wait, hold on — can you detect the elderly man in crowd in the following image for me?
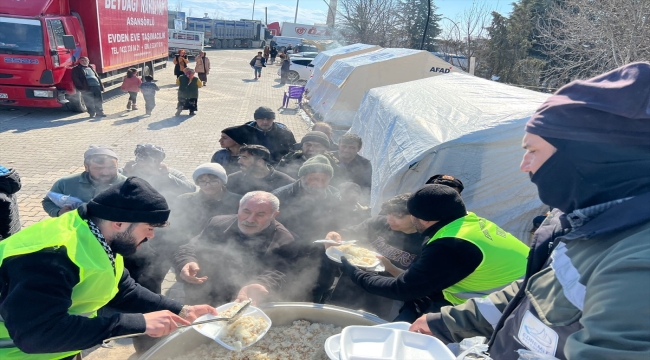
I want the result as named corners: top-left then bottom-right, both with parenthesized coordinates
top-left (42, 145), bottom-right (126, 217)
top-left (333, 133), bottom-right (372, 198)
top-left (339, 185), bottom-right (530, 322)
top-left (410, 62), bottom-right (650, 360)
top-left (174, 191), bottom-right (302, 305)
top-left (227, 145), bottom-right (295, 195)
top-left (121, 144), bottom-right (196, 204)
top-left (273, 155), bottom-right (344, 302)
top-left (245, 107), bottom-right (297, 164)
top-left (276, 131), bottom-right (338, 179)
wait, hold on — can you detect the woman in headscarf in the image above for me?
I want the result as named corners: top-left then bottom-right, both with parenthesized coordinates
top-left (211, 125), bottom-right (252, 174)
top-left (175, 67), bottom-right (202, 116)
top-left (173, 49), bottom-right (189, 78)
top-left (263, 45), bottom-right (270, 64)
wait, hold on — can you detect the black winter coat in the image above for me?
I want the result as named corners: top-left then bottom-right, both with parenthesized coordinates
top-left (244, 121), bottom-right (297, 165)
top-left (0, 169), bottom-right (21, 240)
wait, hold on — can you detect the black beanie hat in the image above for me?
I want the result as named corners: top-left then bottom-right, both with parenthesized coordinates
top-left (254, 106), bottom-right (276, 120)
top-left (407, 184), bottom-right (467, 222)
top-left (301, 131), bottom-right (331, 148)
top-left (222, 125), bottom-right (251, 145)
top-left (87, 177), bottom-right (170, 224)
top-left (425, 174), bottom-right (465, 194)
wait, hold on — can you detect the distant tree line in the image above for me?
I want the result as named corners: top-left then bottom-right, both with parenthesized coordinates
top-left (334, 0), bottom-right (650, 90)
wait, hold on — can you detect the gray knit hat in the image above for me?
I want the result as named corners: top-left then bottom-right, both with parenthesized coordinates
top-left (298, 154), bottom-right (333, 178)
top-left (193, 163), bottom-right (228, 184)
top-left (254, 106), bottom-right (276, 120)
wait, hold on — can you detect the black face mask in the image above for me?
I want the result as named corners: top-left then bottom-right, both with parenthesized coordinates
top-left (530, 139), bottom-right (650, 214)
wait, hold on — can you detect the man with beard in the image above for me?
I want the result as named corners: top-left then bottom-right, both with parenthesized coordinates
top-left (276, 131), bottom-right (339, 179)
top-left (42, 145), bottom-right (127, 217)
top-left (0, 177), bottom-right (216, 359)
top-left (272, 155), bottom-right (344, 302)
top-left (174, 191), bottom-right (301, 305)
top-left (409, 63), bottom-right (650, 360)
top-left (227, 145), bottom-right (295, 195)
top-left (338, 185), bottom-right (529, 322)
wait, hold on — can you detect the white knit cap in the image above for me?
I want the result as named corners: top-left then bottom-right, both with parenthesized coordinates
top-left (193, 163), bottom-right (228, 184)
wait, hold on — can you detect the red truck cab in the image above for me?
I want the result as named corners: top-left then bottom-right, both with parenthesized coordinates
top-left (0, 0), bottom-right (168, 112)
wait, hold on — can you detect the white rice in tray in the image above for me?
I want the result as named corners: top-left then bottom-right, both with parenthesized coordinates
top-left (169, 320), bottom-right (341, 360)
top-left (220, 315), bottom-right (270, 349)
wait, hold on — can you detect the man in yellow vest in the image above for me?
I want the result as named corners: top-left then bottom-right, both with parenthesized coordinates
top-left (339, 184), bottom-right (529, 322)
top-left (0, 177), bottom-right (216, 360)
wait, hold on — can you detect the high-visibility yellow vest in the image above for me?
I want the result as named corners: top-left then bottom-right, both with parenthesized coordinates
top-left (0, 211), bottom-right (124, 360)
top-left (427, 212), bottom-right (529, 305)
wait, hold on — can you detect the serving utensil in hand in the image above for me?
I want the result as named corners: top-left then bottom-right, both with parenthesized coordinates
top-left (101, 300), bottom-right (251, 346)
top-left (313, 239), bottom-right (357, 245)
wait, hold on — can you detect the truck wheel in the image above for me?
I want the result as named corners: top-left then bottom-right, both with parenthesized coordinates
top-left (227, 40), bottom-right (233, 48)
top-left (261, 41), bottom-right (266, 48)
top-left (247, 40), bottom-right (253, 48)
top-left (287, 71), bottom-right (300, 83)
top-left (214, 40), bottom-right (222, 49)
top-left (65, 91), bottom-right (86, 113)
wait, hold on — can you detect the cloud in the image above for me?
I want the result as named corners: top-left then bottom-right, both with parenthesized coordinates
top-left (172, 0), bottom-right (328, 25)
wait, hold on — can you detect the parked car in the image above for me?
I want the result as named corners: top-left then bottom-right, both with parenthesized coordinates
top-left (277, 57), bottom-right (314, 82)
top-left (289, 52), bottom-right (319, 59)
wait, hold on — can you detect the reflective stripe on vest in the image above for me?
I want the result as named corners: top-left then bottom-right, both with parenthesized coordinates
top-left (426, 212), bottom-right (529, 305)
top-left (0, 211), bottom-right (124, 359)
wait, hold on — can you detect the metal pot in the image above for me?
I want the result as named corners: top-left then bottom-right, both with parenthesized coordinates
top-left (139, 302), bottom-right (387, 359)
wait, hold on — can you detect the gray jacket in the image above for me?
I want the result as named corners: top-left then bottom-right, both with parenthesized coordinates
top-left (41, 172), bottom-right (127, 217)
top-left (427, 194), bottom-right (650, 359)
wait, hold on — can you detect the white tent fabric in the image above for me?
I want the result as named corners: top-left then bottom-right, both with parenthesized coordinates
top-left (350, 73), bottom-right (550, 242)
top-left (308, 48), bottom-right (458, 127)
top-left (305, 43), bottom-right (381, 94)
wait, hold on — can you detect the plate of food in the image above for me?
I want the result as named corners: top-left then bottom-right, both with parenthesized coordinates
top-left (326, 243), bottom-right (381, 269)
top-left (193, 301), bottom-right (272, 351)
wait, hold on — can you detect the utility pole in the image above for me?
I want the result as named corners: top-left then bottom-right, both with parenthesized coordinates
top-left (252, 0), bottom-right (256, 20)
top-left (294, 0), bottom-right (299, 23)
top-left (265, 7), bottom-right (268, 25)
top-left (326, 0), bottom-right (337, 26)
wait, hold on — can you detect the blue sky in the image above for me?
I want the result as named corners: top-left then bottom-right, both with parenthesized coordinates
top-left (170, 0), bottom-right (514, 25)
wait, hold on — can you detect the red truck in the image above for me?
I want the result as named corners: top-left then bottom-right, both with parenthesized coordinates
top-left (0, 0), bottom-right (168, 112)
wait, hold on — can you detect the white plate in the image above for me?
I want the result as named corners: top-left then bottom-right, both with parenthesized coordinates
top-left (338, 325), bottom-right (455, 360)
top-left (326, 246), bottom-right (381, 269)
top-left (325, 322), bottom-right (410, 360)
top-left (192, 302), bottom-right (272, 351)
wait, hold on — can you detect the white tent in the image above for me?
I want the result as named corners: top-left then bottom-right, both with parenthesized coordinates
top-left (308, 48), bottom-right (458, 127)
top-left (305, 43), bottom-right (381, 94)
top-left (350, 73), bottom-right (550, 241)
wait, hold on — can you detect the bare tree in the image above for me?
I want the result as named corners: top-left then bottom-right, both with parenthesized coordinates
top-left (437, 0), bottom-right (493, 73)
top-left (337, 0), bottom-right (406, 47)
top-left (538, 0), bottom-right (650, 86)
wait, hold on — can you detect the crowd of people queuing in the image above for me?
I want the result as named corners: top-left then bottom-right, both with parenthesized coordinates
top-left (0, 60), bottom-right (648, 359)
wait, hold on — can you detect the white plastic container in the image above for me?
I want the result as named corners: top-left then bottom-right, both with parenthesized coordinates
top-left (336, 324), bottom-right (455, 360)
top-left (325, 322), bottom-right (411, 360)
top-left (192, 302), bottom-right (272, 351)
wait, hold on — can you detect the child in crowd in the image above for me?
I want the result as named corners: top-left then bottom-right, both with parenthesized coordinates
top-left (139, 75), bottom-right (160, 116)
top-left (120, 68), bottom-right (142, 111)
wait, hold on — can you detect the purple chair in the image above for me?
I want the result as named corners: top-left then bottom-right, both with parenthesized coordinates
top-left (283, 85), bottom-right (305, 108)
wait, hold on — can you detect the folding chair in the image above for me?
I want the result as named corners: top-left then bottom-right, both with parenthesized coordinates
top-left (282, 85), bottom-right (305, 108)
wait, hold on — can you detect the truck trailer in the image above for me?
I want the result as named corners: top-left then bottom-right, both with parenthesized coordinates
top-left (187, 18), bottom-right (271, 49)
top-left (0, 0), bottom-right (168, 112)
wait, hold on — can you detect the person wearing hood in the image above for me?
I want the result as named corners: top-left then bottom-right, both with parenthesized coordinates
top-left (42, 145), bottom-right (127, 218)
top-left (211, 125), bottom-right (252, 174)
top-left (276, 131), bottom-right (339, 179)
top-left (409, 62), bottom-right (650, 360)
top-left (0, 178), bottom-right (216, 359)
top-left (227, 145), bottom-right (295, 195)
top-left (0, 166), bottom-right (21, 240)
top-left (245, 106), bottom-right (297, 164)
top-left (339, 184), bottom-right (529, 323)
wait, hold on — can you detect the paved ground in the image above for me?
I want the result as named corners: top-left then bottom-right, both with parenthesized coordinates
top-left (0, 48), bottom-right (311, 359)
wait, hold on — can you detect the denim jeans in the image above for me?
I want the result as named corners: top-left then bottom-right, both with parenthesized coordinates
top-left (254, 66), bottom-right (262, 77)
